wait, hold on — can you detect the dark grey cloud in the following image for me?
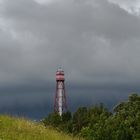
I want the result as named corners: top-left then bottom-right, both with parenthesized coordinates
top-left (0, 0), bottom-right (140, 119)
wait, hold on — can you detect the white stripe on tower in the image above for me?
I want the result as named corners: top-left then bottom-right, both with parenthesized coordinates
top-left (58, 82), bottom-right (63, 116)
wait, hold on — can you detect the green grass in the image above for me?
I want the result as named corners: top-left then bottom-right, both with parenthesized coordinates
top-left (0, 115), bottom-right (81, 140)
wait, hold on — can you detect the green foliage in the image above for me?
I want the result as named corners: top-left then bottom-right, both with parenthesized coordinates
top-left (62, 111), bottom-right (72, 122)
top-left (80, 126), bottom-right (94, 140)
top-left (43, 93), bottom-right (140, 140)
top-left (111, 93), bottom-right (140, 140)
top-left (42, 112), bottom-right (61, 127)
top-left (73, 107), bottom-right (88, 134)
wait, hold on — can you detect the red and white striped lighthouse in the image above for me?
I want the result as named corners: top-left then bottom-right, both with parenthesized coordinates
top-left (54, 68), bottom-right (67, 116)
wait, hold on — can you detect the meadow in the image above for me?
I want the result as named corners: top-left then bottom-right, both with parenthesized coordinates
top-left (0, 115), bottom-right (80, 140)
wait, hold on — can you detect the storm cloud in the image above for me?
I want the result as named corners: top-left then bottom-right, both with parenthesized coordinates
top-left (0, 0), bottom-right (140, 119)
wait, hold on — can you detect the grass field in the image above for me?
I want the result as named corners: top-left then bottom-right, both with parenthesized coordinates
top-left (0, 115), bottom-right (81, 140)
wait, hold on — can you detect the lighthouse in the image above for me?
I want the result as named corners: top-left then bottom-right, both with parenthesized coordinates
top-left (54, 68), bottom-right (67, 116)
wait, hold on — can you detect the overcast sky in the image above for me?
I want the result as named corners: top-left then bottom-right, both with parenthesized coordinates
top-left (0, 0), bottom-right (140, 119)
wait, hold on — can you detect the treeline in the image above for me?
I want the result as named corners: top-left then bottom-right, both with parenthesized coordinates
top-left (42, 93), bottom-right (140, 140)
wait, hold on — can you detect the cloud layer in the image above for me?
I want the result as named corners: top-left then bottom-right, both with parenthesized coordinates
top-left (0, 0), bottom-right (140, 118)
top-left (108, 0), bottom-right (140, 15)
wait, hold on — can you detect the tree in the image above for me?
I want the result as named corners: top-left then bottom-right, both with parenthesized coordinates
top-left (73, 107), bottom-right (88, 134)
top-left (42, 112), bottom-right (61, 127)
top-left (62, 111), bottom-right (72, 122)
top-left (42, 93), bottom-right (140, 140)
